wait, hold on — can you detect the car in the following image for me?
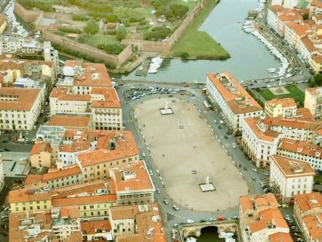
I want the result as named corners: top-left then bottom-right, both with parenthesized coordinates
top-left (224, 135), bottom-right (228, 139)
top-left (172, 205), bottom-right (179, 211)
top-left (156, 188), bottom-right (160, 194)
top-left (218, 125), bottom-right (222, 129)
top-left (163, 199), bottom-right (169, 204)
top-left (252, 168), bottom-right (257, 172)
top-left (149, 170), bottom-right (153, 176)
top-left (281, 204), bottom-right (289, 209)
top-left (142, 152), bottom-right (146, 157)
top-left (243, 167), bottom-right (247, 171)
top-left (186, 219), bottom-right (194, 223)
top-left (173, 223), bottom-right (179, 228)
top-left (209, 218), bottom-right (216, 221)
top-left (200, 219), bottom-right (207, 223)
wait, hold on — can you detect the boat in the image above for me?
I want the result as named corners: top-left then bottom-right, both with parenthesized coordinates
top-left (267, 68), bottom-right (276, 73)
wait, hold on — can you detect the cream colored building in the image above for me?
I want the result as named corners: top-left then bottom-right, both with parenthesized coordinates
top-left (293, 192), bottom-right (322, 241)
top-left (0, 87), bottom-right (42, 130)
top-left (304, 87), bottom-right (322, 119)
top-left (241, 116), bottom-right (282, 167)
top-left (269, 155), bottom-right (315, 203)
top-left (239, 194), bottom-right (291, 242)
top-left (206, 72), bottom-right (263, 134)
top-left (264, 98), bottom-right (297, 118)
top-left (0, 155), bottom-right (5, 194)
top-left (29, 142), bottom-right (52, 168)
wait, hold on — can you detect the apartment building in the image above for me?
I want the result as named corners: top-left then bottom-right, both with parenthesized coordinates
top-left (9, 207), bottom-right (82, 242)
top-left (239, 194), bottom-right (291, 242)
top-left (241, 116), bottom-right (282, 167)
top-left (75, 131), bottom-right (140, 182)
top-left (293, 192), bottom-right (322, 241)
top-left (269, 155), bottom-right (315, 203)
top-left (264, 98), bottom-right (297, 118)
top-left (109, 203), bottom-right (166, 242)
top-left (206, 72), bottom-right (263, 133)
top-left (29, 142), bottom-right (52, 168)
top-left (81, 220), bottom-right (112, 241)
top-left (305, 87), bottom-right (322, 119)
top-left (51, 179), bottom-right (117, 219)
top-left (277, 138), bottom-right (322, 170)
top-left (8, 183), bottom-right (52, 213)
top-left (50, 86), bottom-right (122, 130)
top-left (111, 160), bottom-right (155, 205)
top-left (284, 21), bottom-right (311, 52)
top-left (0, 87), bottom-right (42, 131)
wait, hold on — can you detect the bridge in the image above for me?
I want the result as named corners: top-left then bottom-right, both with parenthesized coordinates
top-left (178, 220), bottom-right (239, 238)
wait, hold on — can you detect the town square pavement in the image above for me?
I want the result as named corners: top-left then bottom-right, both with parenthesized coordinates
top-left (134, 97), bottom-right (248, 212)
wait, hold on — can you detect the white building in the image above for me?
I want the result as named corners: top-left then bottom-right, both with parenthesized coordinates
top-left (0, 87), bottom-right (42, 130)
top-left (206, 72), bottom-right (263, 134)
top-left (269, 155), bottom-right (315, 203)
top-left (241, 116), bottom-right (282, 167)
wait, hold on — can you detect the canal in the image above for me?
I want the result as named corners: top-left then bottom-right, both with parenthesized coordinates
top-left (121, 0), bottom-right (281, 83)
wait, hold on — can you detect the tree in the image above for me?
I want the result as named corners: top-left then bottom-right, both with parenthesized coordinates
top-left (83, 20), bottom-right (99, 35)
top-left (169, 4), bottom-right (189, 18)
top-left (302, 13), bottom-right (309, 20)
top-left (116, 26), bottom-right (127, 41)
top-left (314, 73), bottom-right (322, 86)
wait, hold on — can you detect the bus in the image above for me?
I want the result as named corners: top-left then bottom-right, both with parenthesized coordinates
top-left (203, 101), bottom-right (211, 111)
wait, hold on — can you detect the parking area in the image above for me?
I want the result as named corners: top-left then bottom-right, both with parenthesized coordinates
top-left (135, 97), bottom-right (248, 211)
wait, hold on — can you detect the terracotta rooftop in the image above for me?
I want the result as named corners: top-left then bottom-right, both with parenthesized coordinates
top-left (81, 220), bottom-right (111, 235)
top-left (9, 183), bottom-right (51, 203)
top-left (278, 138), bottom-right (322, 159)
top-left (302, 213), bottom-right (322, 240)
top-left (90, 87), bottom-right (121, 108)
top-left (207, 72), bottom-right (262, 114)
top-left (47, 115), bottom-right (91, 129)
top-left (244, 117), bottom-right (281, 142)
top-left (268, 232), bottom-right (293, 242)
top-left (112, 161), bottom-right (154, 193)
top-left (265, 98), bottom-right (296, 109)
top-left (30, 142), bottom-right (52, 155)
top-left (64, 60), bottom-right (112, 87)
top-left (42, 165), bottom-right (82, 182)
top-left (240, 194), bottom-right (279, 212)
top-left (52, 194), bottom-right (117, 207)
top-left (294, 192), bottom-right (322, 213)
top-left (0, 87), bottom-right (40, 111)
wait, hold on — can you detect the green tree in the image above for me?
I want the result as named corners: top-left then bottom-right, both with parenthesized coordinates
top-left (169, 4), bottom-right (189, 18)
top-left (314, 73), bottom-right (322, 86)
top-left (116, 25), bottom-right (127, 41)
top-left (131, 8), bottom-right (147, 22)
top-left (302, 13), bottom-right (309, 20)
top-left (83, 20), bottom-right (99, 35)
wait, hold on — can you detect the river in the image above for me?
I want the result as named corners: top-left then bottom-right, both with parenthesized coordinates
top-left (121, 0), bottom-right (281, 83)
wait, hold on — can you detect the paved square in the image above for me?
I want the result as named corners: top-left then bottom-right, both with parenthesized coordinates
top-left (135, 97), bottom-right (248, 212)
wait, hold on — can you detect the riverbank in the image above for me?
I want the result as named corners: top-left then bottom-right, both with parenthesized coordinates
top-left (168, 0), bottom-right (230, 60)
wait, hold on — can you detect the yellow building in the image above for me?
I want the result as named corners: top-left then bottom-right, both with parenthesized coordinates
top-left (9, 183), bottom-right (52, 213)
top-left (264, 98), bottom-right (297, 118)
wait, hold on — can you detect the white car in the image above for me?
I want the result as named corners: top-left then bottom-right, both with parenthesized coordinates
top-left (142, 152), bottom-right (146, 157)
top-left (186, 219), bottom-right (194, 223)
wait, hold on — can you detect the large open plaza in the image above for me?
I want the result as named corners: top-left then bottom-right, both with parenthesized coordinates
top-left (135, 97), bottom-right (248, 212)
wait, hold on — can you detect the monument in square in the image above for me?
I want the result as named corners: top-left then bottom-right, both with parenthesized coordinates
top-left (159, 101), bottom-right (174, 115)
top-left (199, 176), bottom-right (216, 192)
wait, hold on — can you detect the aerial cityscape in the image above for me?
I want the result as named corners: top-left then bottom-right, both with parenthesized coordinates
top-left (1, 0), bottom-right (322, 241)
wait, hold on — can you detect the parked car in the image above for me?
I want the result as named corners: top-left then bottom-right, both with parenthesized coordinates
top-left (163, 199), bottom-right (169, 204)
top-left (172, 205), bottom-right (179, 211)
top-left (156, 188), bottom-right (160, 194)
top-left (186, 219), bottom-right (194, 223)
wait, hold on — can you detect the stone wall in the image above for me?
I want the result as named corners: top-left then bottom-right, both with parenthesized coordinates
top-left (42, 32), bottom-right (132, 67)
top-left (14, 0), bottom-right (43, 23)
top-left (122, 0), bottom-right (207, 53)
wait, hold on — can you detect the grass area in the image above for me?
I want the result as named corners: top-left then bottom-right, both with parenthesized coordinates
top-left (84, 35), bottom-right (118, 47)
top-left (314, 175), bottom-right (322, 184)
top-left (168, 0), bottom-right (230, 59)
top-left (259, 84), bottom-right (304, 105)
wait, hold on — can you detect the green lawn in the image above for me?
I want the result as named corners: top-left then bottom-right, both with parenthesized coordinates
top-left (259, 84), bottom-right (304, 105)
top-left (168, 0), bottom-right (229, 59)
top-left (84, 35), bottom-right (118, 47)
